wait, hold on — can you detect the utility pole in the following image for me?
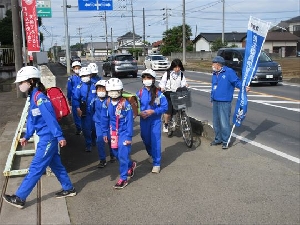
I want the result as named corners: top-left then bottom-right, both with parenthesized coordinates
top-left (77, 26), bottom-right (83, 52)
top-left (111, 27), bottom-right (114, 53)
top-left (222, 0), bottom-right (225, 44)
top-left (63, 1), bottom-right (71, 74)
top-left (11, 0), bottom-right (23, 98)
top-left (104, 11), bottom-right (108, 56)
top-left (162, 7), bottom-right (171, 32)
top-left (131, 0), bottom-right (135, 49)
top-left (143, 8), bottom-right (145, 56)
top-left (182, 0), bottom-right (186, 65)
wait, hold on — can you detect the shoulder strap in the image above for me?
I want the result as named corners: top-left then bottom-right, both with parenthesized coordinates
top-left (181, 71), bottom-right (183, 80)
top-left (139, 88), bottom-right (143, 98)
top-left (167, 70), bottom-right (170, 80)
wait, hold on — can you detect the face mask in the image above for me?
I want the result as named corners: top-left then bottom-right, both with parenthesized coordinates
top-left (74, 69), bottom-right (80, 74)
top-left (108, 91), bottom-right (121, 99)
top-left (212, 66), bottom-right (217, 72)
top-left (143, 80), bottom-right (153, 87)
top-left (97, 91), bottom-right (106, 98)
top-left (19, 82), bottom-right (30, 93)
top-left (81, 77), bottom-right (90, 83)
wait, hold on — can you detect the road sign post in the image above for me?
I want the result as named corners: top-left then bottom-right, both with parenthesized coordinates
top-left (78, 0), bottom-right (113, 11)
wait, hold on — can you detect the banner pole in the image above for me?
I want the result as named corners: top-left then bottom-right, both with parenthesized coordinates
top-left (226, 124), bottom-right (235, 148)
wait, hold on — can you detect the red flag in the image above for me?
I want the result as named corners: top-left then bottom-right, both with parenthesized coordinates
top-left (22, 0), bottom-right (40, 52)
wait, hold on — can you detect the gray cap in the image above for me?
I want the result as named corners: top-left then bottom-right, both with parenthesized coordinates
top-left (212, 56), bottom-right (225, 65)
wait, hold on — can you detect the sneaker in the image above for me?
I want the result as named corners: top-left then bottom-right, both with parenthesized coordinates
top-left (210, 141), bottom-right (222, 146)
top-left (3, 195), bottom-right (25, 209)
top-left (222, 143), bottom-right (228, 149)
top-left (75, 129), bottom-right (82, 135)
top-left (55, 187), bottom-right (77, 198)
top-left (163, 123), bottom-right (168, 133)
top-left (127, 161), bottom-right (137, 178)
top-left (113, 179), bottom-right (128, 189)
top-left (152, 166), bottom-right (161, 174)
top-left (85, 147), bottom-right (91, 152)
top-left (147, 156), bottom-right (153, 164)
top-left (110, 156), bottom-right (117, 163)
top-left (97, 160), bottom-right (107, 168)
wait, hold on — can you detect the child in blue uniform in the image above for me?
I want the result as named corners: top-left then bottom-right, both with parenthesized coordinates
top-left (67, 61), bottom-right (82, 135)
top-left (3, 66), bottom-right (76, 209)
top-left (137, 69), bottom-right (168, 173)
top-left (101, 78), bottom-right (136, 189)
top-left (91, 80), bottom-right (116, 168)
top-left (73, 67), bottom-right (96, 152)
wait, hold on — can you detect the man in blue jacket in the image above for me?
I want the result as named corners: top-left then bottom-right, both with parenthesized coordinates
top-left (210, 56), bottom-right (249, 149)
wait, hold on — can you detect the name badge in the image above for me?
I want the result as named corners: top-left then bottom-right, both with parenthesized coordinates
top-left (213, 85), bottom-right (217, 90)
top-left (32, 108), bottom-right (41, 116)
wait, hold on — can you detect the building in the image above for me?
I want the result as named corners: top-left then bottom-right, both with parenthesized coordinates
top-left (192, 32), bottom-right (247, 52)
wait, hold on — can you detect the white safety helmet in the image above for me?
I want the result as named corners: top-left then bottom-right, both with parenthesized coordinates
top-left (106, 78), bottom-right (123, 91)
top-left (88, 63), bottom-right (98, 73)
top-left (72, 61), bottom-right (81, 68)
top-left (95, 80), bottom-right (106, 87)
top-left (79, 67), bottom-right (92, 76)
top-left (15, 66), bottom-right (41, 83)
top-left (141, 69), bottom-right (156, 78)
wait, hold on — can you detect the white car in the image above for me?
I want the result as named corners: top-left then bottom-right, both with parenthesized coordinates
top-left (144, 55), bottom-right (171, 71)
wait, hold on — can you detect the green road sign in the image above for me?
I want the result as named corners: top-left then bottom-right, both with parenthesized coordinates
top-left (37, 7), bottom-right (52, 17)
top-left (37, 0), bottom-right (52, 18)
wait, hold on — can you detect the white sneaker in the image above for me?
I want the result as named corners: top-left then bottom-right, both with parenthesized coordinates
top-left (147, 156), bottom-right (153, 164)
top-left (152, 166), bottom-right (160, 174)
top-left (162, 124), bottom-right (168, 133)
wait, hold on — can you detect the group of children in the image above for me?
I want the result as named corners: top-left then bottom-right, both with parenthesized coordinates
top-left (67, 61), bottom-right (169, 189)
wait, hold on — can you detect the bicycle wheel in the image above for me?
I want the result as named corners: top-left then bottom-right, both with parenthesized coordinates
top-left (179, 110), bottom-right (193, 148)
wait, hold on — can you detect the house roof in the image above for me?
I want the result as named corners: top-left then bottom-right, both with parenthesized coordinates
top-left (284, 16), bottom-right (300, 23)
top-left (266, 31), bottom-right (300, 41)
top-left (193, 32), bottom-right (247, 43)
top-left (271, 16), bottom-right (300, 31)
top-left (117, 31), bottom-right (142, 41)
top-left (152, 40), bottom-right (163, 47)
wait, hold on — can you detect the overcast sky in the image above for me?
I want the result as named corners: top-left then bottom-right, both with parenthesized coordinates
top-left (40, 0), bottom-right (300, 50)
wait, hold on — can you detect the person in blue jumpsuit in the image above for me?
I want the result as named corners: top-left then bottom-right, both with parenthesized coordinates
top-left (101, 78), bottom-right (136, 189)
top-left (88, 62), bottom-right (100, 145)
top-left (67, 61), bottom-right (82, 135)
top-left (73, 67), bottom-right (96, 152)
top-left (91, 80), bottom-right (116, 168)
top-left (3, 66), bottom-right (76, 209)
top-left (137, 69), bottom-right (168, 174)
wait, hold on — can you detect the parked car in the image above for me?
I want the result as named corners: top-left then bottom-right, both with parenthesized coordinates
top-left (144, 54), bottom-right (171, 71)
top-left (217, 48), bottom-right (282, 86)
top-left (70, 55), bottom-right (81, 65)
top-left (102, 54), bottom-right (138, 78)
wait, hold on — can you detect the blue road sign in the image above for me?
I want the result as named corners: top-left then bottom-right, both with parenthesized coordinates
top-left (78, 0), bottom-right (113, 11)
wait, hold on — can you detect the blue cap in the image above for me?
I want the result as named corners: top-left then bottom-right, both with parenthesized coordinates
top-left (212, 56), bottom-right (225, 65)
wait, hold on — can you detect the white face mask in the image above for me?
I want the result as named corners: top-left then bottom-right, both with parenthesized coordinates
top-left (212, 66), bottom-right (217, 72)
top-left (97, 91), bottom-right (106, 98)
top-left (74, 69), bottom-right (80, 74)
top-left (81, 77), bottom-right (90, 83)
top-left (19, 82), bottom-right (30, 93)
top-left (143, 80), bottom-right (153, 87)
top-left (108, 90), bottom-right (121, 99)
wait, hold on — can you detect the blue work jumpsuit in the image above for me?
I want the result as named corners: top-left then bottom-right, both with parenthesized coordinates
top-left (16, 88), bottom-right (74, 201)
top-left (137, 87), bottom-right (168, 166)
top-left (73, 81), bottom-right (96, 150)
top-left (91, 96), bottom-right (113, 161)
top-left (67, 73), bottom-right (82, 131)
top-left (101, 98), bottom-right (134, 181)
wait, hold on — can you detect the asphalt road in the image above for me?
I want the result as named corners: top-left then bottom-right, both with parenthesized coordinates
top-left (48, 62), bottom-right (299, 224)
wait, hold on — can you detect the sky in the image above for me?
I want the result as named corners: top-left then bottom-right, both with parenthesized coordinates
top-left (40, 0), bottom-right (300, 50)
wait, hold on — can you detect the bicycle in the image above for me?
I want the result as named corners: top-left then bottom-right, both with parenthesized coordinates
top-left (167, 88), bottom-right (193, 148)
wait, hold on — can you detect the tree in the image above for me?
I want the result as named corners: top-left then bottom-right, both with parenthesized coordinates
top-left (210, 38), bottom-right (228, 52)
top-left (0, 10), bottom-right (13, 46)
top-left (160, 24), bottom-right (193, 56)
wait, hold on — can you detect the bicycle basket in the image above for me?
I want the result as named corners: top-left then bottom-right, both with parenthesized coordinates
top-left (170, 89), bottom-right (192, 110)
